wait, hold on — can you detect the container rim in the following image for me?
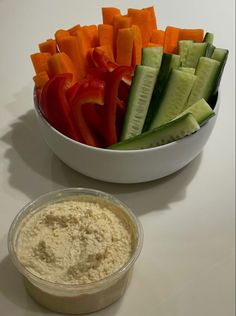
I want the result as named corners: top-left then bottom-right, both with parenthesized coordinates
top-left (8, 188), bottom-right (143, 292)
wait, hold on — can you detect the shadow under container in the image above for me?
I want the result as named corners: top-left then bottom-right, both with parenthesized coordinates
top-left (8, 188), bottom-right (143, 314)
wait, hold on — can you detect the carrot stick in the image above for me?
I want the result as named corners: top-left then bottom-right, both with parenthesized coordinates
top-left (47, 52), bottom-right (78, 83)
top-left (164, 26), bottom-right (181, 53)
top-left (75, 28), bottom-right (94, 69)
top-left (98, 24), bottom-right (114, 55)
top-left (55, 29), bottom-right (70, 47)
top-left (143, 6), bottom-right (157, 30)
top-left (30, 52), bottom-right (51, 74)
top-left (39, 39), bottom-right (57, 55)
top-left (179, 29), bottom-right (204, 42)
top-left (68, 24), bottom-right (81, 36)
top-left (102, 7), bottom-right (121, 25)
top-left (58, 35), bottom-right (86, 80)
top-left (116, 28), bottom-right (134, 66)
top-left (82, 25), bottom-right (99, 48)
top-left (131, 25), bottom-right (142, 66)
top-left (113, 15), bottom-right (132, 39)
top-left (113, 15), bottom-right (132, 55)
top-left (127, 8), bottom-right (151, 47)
top-left (151, 29), bottom-right (165, 46)
top-left (94, 45), bottom-right (115, 63)
top-left (33, 71), bottom-right (49, 88)
top-left (147, 42), bottom-right (162, 47)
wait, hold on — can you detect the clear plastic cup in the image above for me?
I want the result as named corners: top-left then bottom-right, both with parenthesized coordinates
top-left (8, 188), bottom-right (143, 314)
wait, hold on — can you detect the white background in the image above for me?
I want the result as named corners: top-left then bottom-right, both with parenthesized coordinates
top-left (0, 0), bottom-right (235, 315)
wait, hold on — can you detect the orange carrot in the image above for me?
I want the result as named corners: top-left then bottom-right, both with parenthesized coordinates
top-left (113, 14), bottom-right (132, 29)
top-left (179, 29), bottom-right (204, 42)
top-left (164, 26), bottom-right (181, 53)
top-left (68, 24), bottom-right (81, 36)
top-left (94, 45), bottom-right (115, 63)
top-left (82, 25), bottom-right (99, 48)
top-left (30, 52), bottom-right (51, 74)
top-left (143, 6), bottom-right (157, 30)
top-left (147, 42), bottom-right (162, 47)
top-left (74, 27), bottom-right (94, 70)
top-left (47, 52), bottom-right (78, 83)
top-left (151, 29), bottom-right (165, 46)
top-left (116, 28), bottom-right (134, 66)
top-left (113, 15), bottom-right (132, 55)
top-left (55, 29), bottom-right (70, 46)
top-left (33, 71), bottom-right (49, 88)
top-left (58, 35), bottom-right (86, 80)
top-left (127, 8), bottom-right (151, 47)
top-left (131, 25), bottom-right (142, 66)
top-left (98, 24), bottom-right (114, 54)
top-left (102, 7), bottom-right (121, 25)
top-left (113, 15), bottom-right (132, 38)
top-left (39, 39), bottom-right (57, 55)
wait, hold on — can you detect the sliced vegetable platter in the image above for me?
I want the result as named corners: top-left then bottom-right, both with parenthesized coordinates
top-left (31, 6), bottom-right (228, 150)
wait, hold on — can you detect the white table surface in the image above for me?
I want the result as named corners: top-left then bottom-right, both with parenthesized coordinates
top-left (0, 0), bottom-right (235, 315)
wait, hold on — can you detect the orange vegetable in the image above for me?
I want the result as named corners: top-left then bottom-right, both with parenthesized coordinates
top-left (47, 52), bottom-right (77, 84)
top-left (131, 25), bottom-right (142, 66)
top-left (143, 6), bottom-right (157, 30)
top-left (179, 29), bottom-right (204, 42)
top-left (164, 26), bottom-right (181, 53)
top-left (82, 25), bottom-right (99, 47)
top-left (102, 7), bottom-right (121, 25)
top-left (147, 42), bottom-right (162, 47)
top-left (92, 45), bottom-right (114, 64)
top-left (113, 15), bottom-right (132, 40)
top-left (113, 15), bottom-right (132, 30)
top-left (151, 29), bottom-right (165, 46)
top-left (113, 15), bottom-right (132, 56)
top-left (33, 71), bottom-right (49, 88)
top-left (31, 52), bottom-right (51, 74)
top-left (116, 28), bottom-right (134, 66)
top-left (127, 8), bottom-right (151, 47)
top-left (55, 29), bottom-right (70, 46)
top-left (68, 24), bottom-right (81, 36)
top-left (58, 35), bottom-right (86, 80)
top-left (98, 24), bottom-right (114, 55)
top-left (39, 39), bottom-right (57, 55)
top-left (74, 28), bottom-right (92, 70)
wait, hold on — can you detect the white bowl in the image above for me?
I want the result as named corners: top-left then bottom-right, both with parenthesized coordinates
top-left (34, 93), bottom-right (219, 183)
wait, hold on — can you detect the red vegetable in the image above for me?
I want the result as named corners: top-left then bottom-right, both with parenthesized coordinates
top-left (71, 79), bottom-right (105, 147)
top-left (39, 74), bottom-right (81, 141)
top-left (104, 66), bottom-right (132, 146)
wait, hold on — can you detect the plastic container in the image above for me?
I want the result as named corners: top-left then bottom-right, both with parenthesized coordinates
top-left (8, 188), bottom-right (143, 314)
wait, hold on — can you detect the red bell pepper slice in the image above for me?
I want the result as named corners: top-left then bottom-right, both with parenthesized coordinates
top-left (39, 73), bottom-right (81, 141)
top-left (71, 79), bottom-right (105, 147)
top-left (91, 47), bottom-right (133, 86)
top-left (104, 66), bottom-right (133, 146)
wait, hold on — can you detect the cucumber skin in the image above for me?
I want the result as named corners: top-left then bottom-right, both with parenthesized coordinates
top-left (203, 32), bottom-right (214, 44)
top-left (205, 44), bottom-right (215, 57)
top-left (185, 57), bottom-right (221, 108)
top-left (120, 65), bottom-right (158, 141)
top-left (210, 48), bottom-right (229, 97)
top-left (142, 46), bottom-right (163, 70)
top-left (183, 43), bottom-right (209, 68)
top-left (109, 113), bottom-right (200, 150)
top-left (149, 69), bottom-right (196, 129)
top-left (178, 67), bottom-right (195, 74)
top-left (178, 40), bottom-right (193, 66)
top-left (142, 54), bottom-right (181, 132)
top-left (177, 98), bottom-right (215, 126)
